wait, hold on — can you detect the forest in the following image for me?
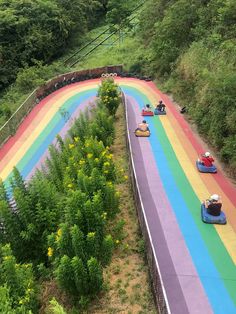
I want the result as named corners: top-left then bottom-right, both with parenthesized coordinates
top-left (0, 0), bottom-right (110, 89)
top-left (0, 0), bottom-right (236, 312)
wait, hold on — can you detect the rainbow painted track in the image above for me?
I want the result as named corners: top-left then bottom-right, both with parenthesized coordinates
top-left (1, 78), bottom-right (236, 314)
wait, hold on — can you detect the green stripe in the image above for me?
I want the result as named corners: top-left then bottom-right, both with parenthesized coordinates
top-left (5, 89), bottom-right (96, 185)
top-left (123, 85), bottom-right (236, 302)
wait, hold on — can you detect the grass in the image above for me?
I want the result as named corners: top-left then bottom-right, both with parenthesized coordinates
top-left (71, 35), bottom-right (141, 72)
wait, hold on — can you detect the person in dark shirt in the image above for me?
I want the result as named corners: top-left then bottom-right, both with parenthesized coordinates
top-left (205, 194), bottom-right (222, 216)
top-left (200, 152), bottom-right (215, 167)
top-left (156, 100), bottom-right (166, 112)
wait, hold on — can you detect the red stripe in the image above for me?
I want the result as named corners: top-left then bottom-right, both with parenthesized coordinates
top-left (147, 81), bottom-right (236, 204)
top-left (0, 97), bottom-right (49, 160)
top-left (0, 79), bottom-right (101, 161)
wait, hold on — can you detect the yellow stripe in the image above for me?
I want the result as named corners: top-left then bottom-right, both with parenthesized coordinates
top-left (0, 83), bottom-right (99, 180)
top-left (118, 79), bottom-right (236, 264)
top-left (161, 116), bottom-right (236, 264)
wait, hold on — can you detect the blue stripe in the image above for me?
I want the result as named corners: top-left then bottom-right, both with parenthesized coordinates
top-left (121, 85), bottom-right (236, 313)
top-left (4, 89), bottom-right (97, 190)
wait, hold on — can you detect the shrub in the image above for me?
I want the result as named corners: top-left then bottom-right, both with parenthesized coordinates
top-left (97, 78), bottom-right (121, 116)
top-left (0, 244), bottom-right (38, 312)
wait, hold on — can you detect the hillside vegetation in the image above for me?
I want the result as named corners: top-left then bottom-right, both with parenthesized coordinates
top-left (138, 0), bottom-right (236, 175)
top-left (0, 0), bottom-right (109, 90)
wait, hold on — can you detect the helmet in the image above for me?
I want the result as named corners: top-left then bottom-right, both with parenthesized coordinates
top-left (142, 120), bottom-right (146, 124)
top-left (205, 152), bottom-right (210, 157)
top-left (210, 194), bottom-right (219, 201)
top-left (146, 104), bottom-right (150, 108)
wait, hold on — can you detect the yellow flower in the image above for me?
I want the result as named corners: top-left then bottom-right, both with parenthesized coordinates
top-left (101, 211), bottom-right (107, 220)
top-left (115, 191), bottom-right (120, 197)
top-left (79, 159), bottom-right (85, 165)
top-left (115, 240), bottom-right (120, 244)
top-left (56, 228), bottom-right (62, 242)
top-left (104, 161), bottom-right (110, 167)
top-left (124, 175), bottom-right (128, 180)
top-left (104, 170), bottom-right (109, 174)
top-left (74, 137), bottom-right (79, 142)
top-left (101, 151), bottom-right (106, 156)
top-left (88, 232), bottom-right (96, 238)
top-left (87, 153), bottom-right (93, 159)
top-left (69, 143), bottom-right (75, 149)
top-left (47, 247), bottom-right (53, 257)
top-left (67, 183), bottom-right (73, 188)
top-left (94, 158), bottom-right (99, 163)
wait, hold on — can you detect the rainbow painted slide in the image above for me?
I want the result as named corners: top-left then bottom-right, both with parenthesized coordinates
top-left (0, 78), bottom-right (236, 314)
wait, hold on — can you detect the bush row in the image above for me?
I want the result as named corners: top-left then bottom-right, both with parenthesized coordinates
top-left (0, 78), bottom-right (122, 312)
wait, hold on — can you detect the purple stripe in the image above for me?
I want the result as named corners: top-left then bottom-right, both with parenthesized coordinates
top-left (126, 95), bottom-right (212, 314)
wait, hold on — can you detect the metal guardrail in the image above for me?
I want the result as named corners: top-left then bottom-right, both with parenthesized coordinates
top-left (0, 91), bottom-right (37, 146)
top-left (0, 65), bottom-right (123, 148)
top-left (122, 92), bottom-right (171, 314)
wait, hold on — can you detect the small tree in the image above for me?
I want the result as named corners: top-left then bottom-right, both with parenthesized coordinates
top-left (97, 78), bottom-right (121, 116)
top-left (87, 257), bottom-right (103, 295)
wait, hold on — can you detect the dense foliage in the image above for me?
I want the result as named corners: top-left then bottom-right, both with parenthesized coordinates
top-left (0, 78), bottom-right (122, 311)
top-left (0, 0), bottom-right (108, 90)
top-left (138, 0), bottom-right (236, 175)
top-left (0, 244), bottom-right (38, 313)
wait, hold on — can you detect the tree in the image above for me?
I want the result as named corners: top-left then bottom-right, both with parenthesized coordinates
top-left (106, 0), bottom-right (132, 28)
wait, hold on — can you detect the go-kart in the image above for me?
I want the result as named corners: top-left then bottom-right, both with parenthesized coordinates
top-left (201, 203), bottom-right (226, 225)
top-left (196, 160), bottom-right (217, 173)
top-left (141, 109), bottom-right (154, 116)
top-left (134, 129), bottom-right (150, 137)
top-left (154, 108), bottom-right (166, 115)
